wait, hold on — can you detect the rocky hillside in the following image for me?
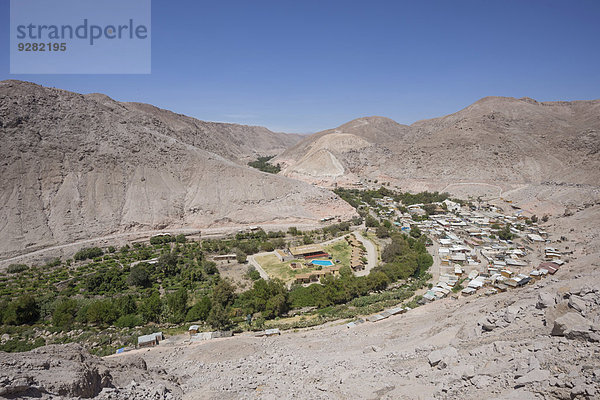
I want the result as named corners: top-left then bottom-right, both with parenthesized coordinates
top-left (274, 97), bottom-right (600, 197)
top-left (0, 80), bottom-right (355, 259)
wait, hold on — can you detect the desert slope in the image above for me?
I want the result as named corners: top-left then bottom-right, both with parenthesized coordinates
top-left (0, 80), bottom-right (355, 258)
top-left (274, 97), bottom-right (600, 197)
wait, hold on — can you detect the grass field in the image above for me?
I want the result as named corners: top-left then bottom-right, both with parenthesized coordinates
top-left (324, 240), bottom-right (351, 266)
top-left (255, 239), bottom-right (352, 284)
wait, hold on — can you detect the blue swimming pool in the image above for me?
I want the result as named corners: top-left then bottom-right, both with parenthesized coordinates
top-left (311, 260), bottom-right (334, 267)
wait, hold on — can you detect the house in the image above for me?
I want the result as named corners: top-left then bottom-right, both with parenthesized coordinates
top-left (527, 233), bottom-right (545, 243)
top-left (289, 244), bottom-right (328, 259)
top-left (468, 276), bottom-right (486, 289)
top-left (501, 269), bottom-right (514, 278)
top-left (188, 325), bottom-right (200, 335)
top-left (423, 291), bottom-right (437, 302)
top-left (461, 287), bottom-right (477, 296)
top-left (138, 332), bottom-right (163, 348)
top-left (275, 249), bottom-right (293, 262)
top-left (213, 254), bottom-right (237, 261)
top-left (443, 199), bottom-right (461, 212)
top-left (467, 270), bottom-right (479, 280)
top-left (539, 261), bottom-right (560, 275)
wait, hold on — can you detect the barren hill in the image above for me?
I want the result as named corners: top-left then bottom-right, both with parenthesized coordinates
top-left (0, 80), bottom-right (355, 258)
top-left (274, 97), bottom-right (600, 204)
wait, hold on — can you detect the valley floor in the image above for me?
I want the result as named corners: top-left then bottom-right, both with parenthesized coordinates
top-left (108, 205), bottom-right (600, 400)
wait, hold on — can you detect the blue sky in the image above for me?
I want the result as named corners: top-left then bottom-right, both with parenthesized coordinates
top-left (1, 0), bottom-right (599, 132)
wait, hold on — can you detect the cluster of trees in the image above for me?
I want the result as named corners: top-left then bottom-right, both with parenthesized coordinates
top-left (334, 187), bottom-right (452, 209)
top-left (202, 228), bottom-right (287, 259)
top-left (73, 247), bottom-right (104, 261)
top-left (0, 295), bottom-right (40, 325)
top-left (7, 264), bottom-right (28, 274)
top-left (149, 234), bottom-right (186, 245)
top-left (247, 156), bottom-right (281, 174)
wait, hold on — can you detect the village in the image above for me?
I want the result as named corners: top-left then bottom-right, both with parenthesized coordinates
top-left (371, 195), bottom-right (566, 302)
top-left (130, 190), bottom-right (570, 349)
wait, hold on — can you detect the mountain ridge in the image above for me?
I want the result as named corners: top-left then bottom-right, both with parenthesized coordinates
top-left (0, 80), bottom-right (355, 258)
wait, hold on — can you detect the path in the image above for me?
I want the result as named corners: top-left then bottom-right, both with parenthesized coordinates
top-left (353, 231), bottom-right (378, 277)
top-left (246, 253), bottom-right (270, 280)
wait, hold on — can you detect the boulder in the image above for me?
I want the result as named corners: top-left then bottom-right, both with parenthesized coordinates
top-left (551, 312), bottom-right (596, 341)
top-left (567, 295), bottom-right (588, 314)
top-left (515, 369), bottom-right (550, 387)
top-left (536, 292), bottom-right (556, 309)
top-left (428, 346), bottom-right (458, 367)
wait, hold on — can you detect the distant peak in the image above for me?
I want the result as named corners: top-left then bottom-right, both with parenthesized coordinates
top-left (518, 97), bottom-right (539, 104)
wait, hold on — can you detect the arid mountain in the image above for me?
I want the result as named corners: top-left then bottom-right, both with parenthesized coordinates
top-left (274, 97), bottom-right (600, 201)
top-left (0, 80), bottom-right (354, 258)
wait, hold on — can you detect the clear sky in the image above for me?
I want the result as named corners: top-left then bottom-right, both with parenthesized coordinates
top-left (1, 0), bottom-right (599, 133)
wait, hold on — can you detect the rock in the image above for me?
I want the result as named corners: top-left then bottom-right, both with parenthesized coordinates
top-left (515, 369), bottom-right (551, 387)
top-left (428, 346), bottom-right (458, 367)
top-left (552, 312), bottom-right (596, 341)
top-left (504, 305), bottom-right (521, 323)
top-left (471, 375), bottom-right (493, 389)
top-left (527, 355), bottom-right (541, 371)
top-left (456, 364), bottom-right (476, 380)
top-left (536, 292), bottom-right (556, 309)
top-left (568, 295), bottom-right (588, 313)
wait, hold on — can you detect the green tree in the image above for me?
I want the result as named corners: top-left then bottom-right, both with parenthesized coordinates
top-left (87, 300), bottom-right (118, 325)
top-left (52, 299), bottom-right (79, 328)
top-left (114, 295), bottom-right (137, 316)
top-left (376, 225), bottom-right (390, 238)
top-left (127, 264), bottom-right (151, 287)
top-left (410, 225), bottom-right (422, 238)
top-left (166, 288), bottom-right (188, 323)
top-left (158, 252), bottom-right (179, 276)
top-left (207, 303), bottom-right (232, 330)
top-left (212, 279), bottom-right (236, 307)
top-left (115, 314), bottom-right (143, 328)
top-left (4, 295), bottom-right (40, 325)
top-left (236, 251), bottom-right (247, 264)
top-left (140, 291), bottom-right (162, 323)
top-left (365, 214), bottom-right (380, 227)
top-left (245, 266), bottom-right (261, 281)
top-left (186, 296), bottom-right (212, 322)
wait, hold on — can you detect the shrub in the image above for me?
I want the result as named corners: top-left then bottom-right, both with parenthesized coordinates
top-left (74, 247), bottom-right (104, 261)
top-left (52, 299), bottom-right (79, 328)
top-left (166, 288), bottom-right (188, 323)
top-left (246, 266), bottom-right (261, 281)
top-left (207, 303), bottom-right (232, 330)
top-left (7, 264), bottom-right (28, 274)
top-left (87, 300), bottom-right (118, 325)
top-left (4, 295), bottom-right (40, 325)
top-left (115, 314), bottom-right (143, 328)
top-left (186, 296), bottom-right (212, 322)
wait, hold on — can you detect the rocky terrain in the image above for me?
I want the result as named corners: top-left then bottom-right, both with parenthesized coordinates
top-left (0, 343), bottom-right (181, 399)
top-left (274, 97), bottom-right (600, 210)
top-left (2, 202), bottom-right (598, 399)
top-left (0, 80), bottom-right (355, 260)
